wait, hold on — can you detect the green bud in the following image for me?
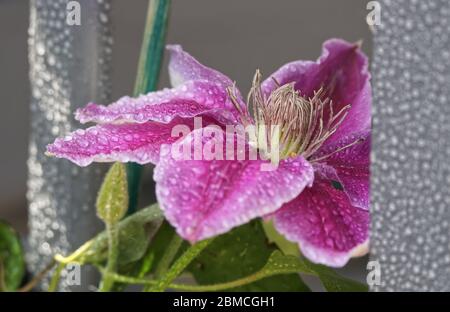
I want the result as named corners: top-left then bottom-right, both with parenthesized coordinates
top-left (96, 163), bottom-right (129, 224)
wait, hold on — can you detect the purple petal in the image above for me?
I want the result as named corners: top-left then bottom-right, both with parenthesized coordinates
top-left (46, 117), bottom-right (205, 166)
top-left (273, 177), bottom-right (369, 267)
top-left (167, 45), bottom-right (234, 88)
top-left (154, 128), bottom-right (314, 242)
top-left (75, 80), bottom-right (237, 125)
top-left (314, 130), bottom-right (370, 210)
top-left (262, 38), bottom-right (371, 146)
top-left (167, 45), bottom-right (247, 115)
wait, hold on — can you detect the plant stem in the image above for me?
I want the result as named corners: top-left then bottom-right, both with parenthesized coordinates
top-left (137, 251), bottom-right (155, 278)
top-left (141, 232), bottom-right (183, 291)
top-left (147, 238), bottom-right (212, 292)
top-left (54, 240), bottom-right (94, 264)
top-left (99, 267), bottom-right (264, 292)
top-left (48, 262), bottom-right (65, 292)
top-left (133, 0), bottom-right (170, 94)
top-left (99, 222), bottom-right (119, 291)
top-left (154, 233), bottom-right (183, 278)
top-left (54, 203), bottom-right (162, 265)
top-left (49, 204), bottom-right (161, 292)
top-left (169, 273), bottom-right (266, 292)
top-left (127, 0), bottom-right (171, 214)
top-left (19, 260), bottom-right (56, 292)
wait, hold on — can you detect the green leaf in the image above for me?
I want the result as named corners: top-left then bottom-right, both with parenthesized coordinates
top-left (189, 221), bottom-right (310, 292)
top-left (79, 204), bottom-right (163, 265)
top-left (0, 221), bottom-right (25, 291)
top-left (106, 206), bottom-right (164, 292)
top-left (262, 250), bottom-right (315, 275)
top-left (97, 163), bottom-right (128, 224)
top-left (117, 219), bottom-right (153, 265)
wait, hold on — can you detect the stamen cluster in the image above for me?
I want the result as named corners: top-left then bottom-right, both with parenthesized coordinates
top-left (229, 70), bottom-right (351, 160)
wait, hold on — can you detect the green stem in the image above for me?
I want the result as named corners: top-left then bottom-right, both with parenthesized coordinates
top-left (148, 238), bottom-right (213, 292)
top-left (137, 250), bottom-right (155, 278)
top-left (126, 163), bottom-right (143, 214)
top-left (51, 204), bottom-right (162, 292)
top-left (103, 263), bottom-right (367, 292)
top-left (97, 268), bottom-right (156, 286)
top-left (48, 262), bottom-right (65, 292)
top-left (99, 222), bottom-right (119, 292)
top-left (100, 267), bottom-right (266, 292)
top-left (154, 233), bottom-right (183, 278)
top-left (142, 232), bottom-right (183, 291)
top-left (127, 0), bottom-right (171, 214)
top-left (54, 240), bottom-right (94, 264)
top-left (133, 0), bottom-right (171, 94)
top-left (170, 274), bottom-right (266, 292)
top-left (54, 203), bottom-right (162, 265)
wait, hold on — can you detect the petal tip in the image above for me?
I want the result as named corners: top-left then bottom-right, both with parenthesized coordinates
top-left (297, 237), bottom-right (369, 268)
top-left (350, 239), bottom-right (370, 258)
top-left (354, 39), bottom-right (364, 49)
top-left (74, 102), bottom-right (98, 123)
top-left (166, 44), bottom-right (183, 52)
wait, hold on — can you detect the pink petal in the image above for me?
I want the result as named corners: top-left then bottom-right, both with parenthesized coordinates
top-left (273, 177), bottom-right (369, 267)
top-left (314, 130), bottom-right (370, 210)
top-left (46, 117), bottom-right (205, 166)
top-left (154, 128), bottom-right (314, 242)
top-left (262, 38), bottom-right (371, 146)
top-left (75, 80), bottom-right (237, 125)
top-left (167, 45), bottom-right (247, 115)
top-left (167, 45), bottom-right (235, 88)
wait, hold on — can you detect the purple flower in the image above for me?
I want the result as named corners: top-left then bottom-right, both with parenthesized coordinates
top-left (47, 39), bottom-right (371, 267)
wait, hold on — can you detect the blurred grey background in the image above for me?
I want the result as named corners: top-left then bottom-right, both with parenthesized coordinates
top-left (0, 0), bottom-right (371, 241)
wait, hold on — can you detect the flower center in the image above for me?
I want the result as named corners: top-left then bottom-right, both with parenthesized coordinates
top-left (228, 70), bottom-right (352, 160)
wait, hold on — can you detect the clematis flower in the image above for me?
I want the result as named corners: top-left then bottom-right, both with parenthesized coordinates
top-left (47, 39), bottom-right (371, 267)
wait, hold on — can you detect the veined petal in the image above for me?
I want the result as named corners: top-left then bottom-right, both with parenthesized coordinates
top-left (154, 128), bottom-right (314, 242)
top-left (314, 130), bottom-right (370, 210)
top-left (46, 117), bottom-right (204, 166)
top-left (75, 80), bottom-right (237, 125)
top-left (262, 38), bottom-right (371, 145)
top-left (273, 177), bottom-right (369, 267)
